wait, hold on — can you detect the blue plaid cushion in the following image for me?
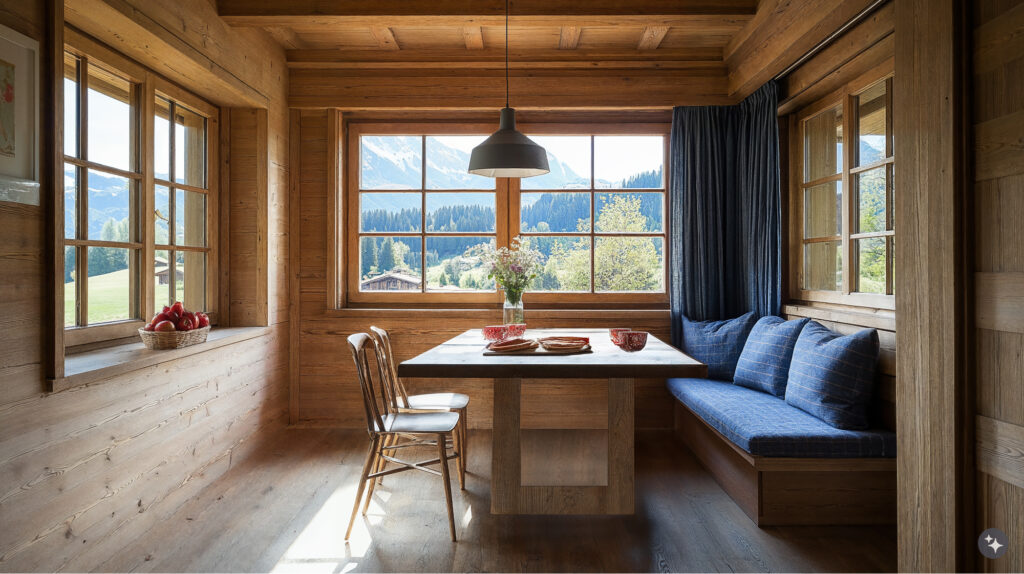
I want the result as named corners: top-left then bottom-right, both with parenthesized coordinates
top-left (733, 316), bottom-right (810, 397)
top-left (785, 321), bottom-right (880, 430)
top-left (681, 311), bottom-right (757, 381)
top-left (667, 378), bottom-right (895, 458)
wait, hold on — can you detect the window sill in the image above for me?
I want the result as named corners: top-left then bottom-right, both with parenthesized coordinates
top-left (50, 326), bottom-right (270, 393)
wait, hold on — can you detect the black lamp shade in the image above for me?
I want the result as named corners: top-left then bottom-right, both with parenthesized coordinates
top-left (468, 108), bottom-right (549, 178)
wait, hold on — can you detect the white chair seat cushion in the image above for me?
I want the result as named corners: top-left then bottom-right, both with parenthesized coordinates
top-left (406, 392), bottom-right (470, 410)
top-left (381, 411), bottom-right (459, 434)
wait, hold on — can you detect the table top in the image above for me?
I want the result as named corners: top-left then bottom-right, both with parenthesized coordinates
top-left (397, 328), bottom-right (707, 380)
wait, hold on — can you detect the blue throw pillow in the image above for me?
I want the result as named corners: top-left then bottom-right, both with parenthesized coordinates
top-left (681, 311), bottom-right (758, 381)
top-left (733, 316), bottom-right (810, 397)
top-left (785, 321), bottom-right (880, 430)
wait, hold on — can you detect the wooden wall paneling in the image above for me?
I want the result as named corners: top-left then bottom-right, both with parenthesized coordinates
top-left (228, 108), bottom-right (270, 326)
top-left (895, 0), bottom-right (970, 570)
top-left (219, 109), bottom-right (232, 324)
top-left (288, 109), bottom-right (302, 424)
top-left (726, 0), bottom-right (880, 99)
top-left (973, 1), bottom-right (1024, 570)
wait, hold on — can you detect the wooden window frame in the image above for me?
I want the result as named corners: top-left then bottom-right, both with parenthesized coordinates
top-left (791, 64), bottom-right (895, 310)
top-left (61, 29), bottom-right (219, 349)
top-left (342, 120), bottom-right (670, 308)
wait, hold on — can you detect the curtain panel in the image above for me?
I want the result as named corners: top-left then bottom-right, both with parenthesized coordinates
top-left (669, 81), bottom-right (782, 347)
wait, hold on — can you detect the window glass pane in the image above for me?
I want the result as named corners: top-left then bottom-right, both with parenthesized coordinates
top-left (64, 246), bottom-right (76, 327)
top-left (176, 188), bottom-right (206, 247)
top-left (360, 192), bottom-right (422, 232)
top-left (595, 237), bottom-right (664, 292)
top-left (175, 104), bottom-right (206, 188)
top-left (856, 237), bottom-right (887, 294)
top-left (857, 81), bottom-right (887, 166)
top-left (64, 53), bottom-right (78, 157)
top-left (154, 249), bottom-right (171, 312)
top-left (426, 192), bottom-right (495, 232)
top-left (804, 105), bottom-right (843, 182)
top-left (425, 136), bottom-right (495, 190)
top-left (594, 136), bottom-right (663, 189)
top-left (360, 136), bottom-right (422, 190)
top-left (523, 236), bottom-right (591, 292)
top-left (64, 163), bottom-right (76, 239)
top-left (155, 184), bottom-right (170, 245)
top-left (856, 166), bottom-right (887, 234)
top-left (88, 169), bottom-right (131, 241)
top-left (520, 192), bottom-right (590, 233)
top-left (595, 192), bottom-right (663, 233)
top-left (803, 241), bottom-right (842, 291)
top-left (803, 181), bottom-right (842, 238)
top-left (425, 236), bottom-right (495, 291)
top-left (358, 236), bottom-right (423, 291)
top-left (178, 251), bottom-right (206, 311)
top-left (86, 246), bottom-right (134, 324)
top-left (520, 136), bottom-right (590, 190)
top-left (87, 65), bottom-right (133, 171)
top-left (154, 97), bottom-right (170, 181)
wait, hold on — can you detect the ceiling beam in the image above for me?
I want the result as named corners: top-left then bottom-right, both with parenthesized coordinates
top-left (285, 47), bottom-right (725, 69)
top-left (558, 26), bottom-right (582, 49)
top-left (462, 26), bottom-right (484, 50)
top-left (637, 26), bottom-right (670, 50)
top-left (218, 0), bottom-right (757, 27)
top-left (369, 26), bottom-right (400, 50)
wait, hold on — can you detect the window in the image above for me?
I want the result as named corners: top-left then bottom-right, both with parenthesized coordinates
top-left (63, 52), bottom-right (142, 331)
top-left (344, 123), bottom-right (668, 306)
top-left (62, 39), bottom-right (218, 346)
top-left (796, 74), bottom-right (894, 308)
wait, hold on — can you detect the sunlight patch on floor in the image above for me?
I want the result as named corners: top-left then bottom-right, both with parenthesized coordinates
top-left (270, 483), bottom-right (373, 573)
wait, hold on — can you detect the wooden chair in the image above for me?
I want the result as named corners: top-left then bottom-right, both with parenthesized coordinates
top-left (369, 326), bottom-right (469, 488)
top-left (345, 333), bottom-right (459, 542)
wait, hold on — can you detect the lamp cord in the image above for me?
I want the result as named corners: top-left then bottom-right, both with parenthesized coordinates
top-left (505, 0), bottom-right (509, 108)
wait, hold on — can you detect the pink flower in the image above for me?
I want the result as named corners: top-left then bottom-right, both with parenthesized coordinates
top-left (2, 82), bottom-right (13, 104)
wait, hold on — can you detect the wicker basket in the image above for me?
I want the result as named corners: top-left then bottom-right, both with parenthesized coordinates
top-left (138, 326), bottom-right (211, 350)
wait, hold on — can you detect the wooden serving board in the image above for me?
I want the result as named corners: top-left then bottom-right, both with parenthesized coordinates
top-left (484, 344), bottom-right (593, 356)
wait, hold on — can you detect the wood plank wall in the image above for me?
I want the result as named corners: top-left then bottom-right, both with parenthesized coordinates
top-left (0, 0), bottom-right (291, 570)
top-left (290, 109), bottom-right (675, 429)
top-left (973, 1), bottom-right (1024, 571)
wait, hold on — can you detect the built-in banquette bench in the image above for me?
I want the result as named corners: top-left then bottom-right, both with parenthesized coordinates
top-left (670, 304), bottom-right (897, 526)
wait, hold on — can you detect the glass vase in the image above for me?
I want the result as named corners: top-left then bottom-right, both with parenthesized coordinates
top-left (503, 293), bottom-right (524, 325)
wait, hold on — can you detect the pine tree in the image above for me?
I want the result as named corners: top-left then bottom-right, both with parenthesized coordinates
top-left (360, 239), bottom-right (378, 277)
top-left (378, 237), bottom-right (395, 272)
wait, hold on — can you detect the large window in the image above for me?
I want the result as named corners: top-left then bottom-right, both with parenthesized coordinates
top-left (345, 123), bottom-right (667, 306)
top-left (796, 73), bottom-right (894, 308)
top-left (62, 38), bottom-right (217, 346)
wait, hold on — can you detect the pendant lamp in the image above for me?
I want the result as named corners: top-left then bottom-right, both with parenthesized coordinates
top-left (468, 0), bottom-right (549, 178)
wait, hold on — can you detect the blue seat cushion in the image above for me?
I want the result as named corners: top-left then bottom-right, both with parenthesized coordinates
top-left (667, 378), bottom-right (896, 458)
top-left (734, 316), bottom-right (810, 397)
top-left (785, 321), bottom-right (880, 430)
top-left (681, 311), bottom-right (758, 381)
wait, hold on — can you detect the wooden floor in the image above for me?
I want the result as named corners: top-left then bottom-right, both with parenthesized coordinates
top-left (97, 428), bottom-right (896, 573)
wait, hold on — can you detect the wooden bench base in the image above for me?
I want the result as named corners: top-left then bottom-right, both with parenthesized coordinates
top-left (674, 402), bottom-right (897, 526)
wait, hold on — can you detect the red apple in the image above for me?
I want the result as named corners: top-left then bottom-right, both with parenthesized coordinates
top-left (177, 312), bottom-right (196, 332)
top-left (196, 312), bottom-right (210, 328)
top-left (152, 312), bottom-right (170, 324)
top-left (143, 322), bottom-right (155, 332)
top-left (154, 320), bottom-right (176, 332)
top-left (170, 301), bottom-right (185, 316)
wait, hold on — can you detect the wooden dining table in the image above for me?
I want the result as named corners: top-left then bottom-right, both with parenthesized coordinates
top-left (397, 328), bottom-right (707, 515)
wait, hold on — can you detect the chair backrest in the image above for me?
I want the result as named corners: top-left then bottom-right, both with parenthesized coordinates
top-left (348, 332), bottom-right (388, 437)
top-left (369, 326), bottom-right (410, 407)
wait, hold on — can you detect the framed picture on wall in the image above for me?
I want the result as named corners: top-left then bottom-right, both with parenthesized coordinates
top-left (0, 23), bottom-right (39, 206)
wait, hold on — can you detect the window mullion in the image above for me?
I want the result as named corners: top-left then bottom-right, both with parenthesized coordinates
top-left (842, 94), bottom-right (855, 296)
top-left (142, 77), bottom-right (156, 320)
top-left (420, 136), bottom-right (427, 294)
top-left (77, 57), bottom-right (90, 327)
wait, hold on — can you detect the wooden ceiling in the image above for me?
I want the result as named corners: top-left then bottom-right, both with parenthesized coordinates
top-left (218, 0), bottom-right (756, 70)
top-left (214, 0), bottom-right (882, 109)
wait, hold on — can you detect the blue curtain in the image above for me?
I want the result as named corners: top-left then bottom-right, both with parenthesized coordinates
top-left (669, 81), bottom-right (781, 348)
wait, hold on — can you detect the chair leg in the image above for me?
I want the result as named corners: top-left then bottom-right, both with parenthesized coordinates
top-left (346, 436), bottom-right (380, 541)
top-left (437, 433), bottom-right (457, 542)
top-left (458, 409), bottom-right (468, 487)
top-left (361, 439), bottom-right (383, 515)
top-left (451, 417), bottom-right (465, 490)
top-left (376, 433), bottom-right (393, 486)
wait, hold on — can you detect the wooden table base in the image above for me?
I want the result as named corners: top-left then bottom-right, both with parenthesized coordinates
top-left (491, 377), bottom-right (635, 515)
